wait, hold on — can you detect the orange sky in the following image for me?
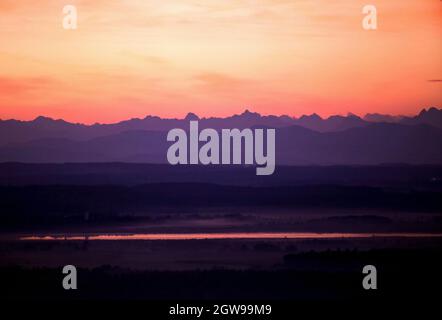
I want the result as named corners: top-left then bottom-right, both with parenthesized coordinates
top-left (0, 0), bottom-right (441, 123)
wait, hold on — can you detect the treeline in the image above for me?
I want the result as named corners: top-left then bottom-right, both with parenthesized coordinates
top-left (0, 183), bottom-right (441, 227)
top-left (1, 248), bottom-right (440, 301)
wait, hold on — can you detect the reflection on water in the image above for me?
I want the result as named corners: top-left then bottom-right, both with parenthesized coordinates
top-left (19, 232), bottom-right (442, 241)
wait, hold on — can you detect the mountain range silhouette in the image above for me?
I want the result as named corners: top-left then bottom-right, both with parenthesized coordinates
top-left (0, 108), bottom-right (440, 164)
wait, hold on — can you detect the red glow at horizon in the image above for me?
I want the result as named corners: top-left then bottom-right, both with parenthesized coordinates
top-left (0, 0), bottom-right (440, 124)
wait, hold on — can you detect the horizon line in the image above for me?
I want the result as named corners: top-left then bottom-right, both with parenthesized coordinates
top-left (1, 107), bottom-right (440, 126)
